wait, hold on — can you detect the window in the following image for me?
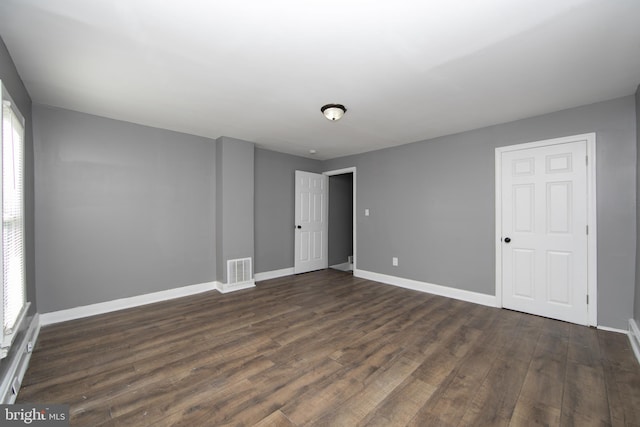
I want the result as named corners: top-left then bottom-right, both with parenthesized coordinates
top-left (0, 83), bottom-right (26, 359)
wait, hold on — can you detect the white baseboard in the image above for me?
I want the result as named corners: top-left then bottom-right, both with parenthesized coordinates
top-left (629, 319), bottom-right (640, 366)
top-left (41, 281), bottom-right (219, 326)
top-left (254, 268), bottom-right (294, 282)
top-left (330, 262), bottom-right (353, 272)
top-left (354, 269), bottom-right (498, 307)
top-left (215, 280), bottom-right (256, 294)
top-left (0, 314), bottom-right (40, 404)
top-left (597, 325), bottom-right (628, 334)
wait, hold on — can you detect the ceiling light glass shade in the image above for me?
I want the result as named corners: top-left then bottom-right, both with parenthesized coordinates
top-left (321, 104), bottom-right (346, 121)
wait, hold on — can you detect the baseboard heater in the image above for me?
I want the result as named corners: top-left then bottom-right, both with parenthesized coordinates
top-left (0, 313), bottom-right (40, 404)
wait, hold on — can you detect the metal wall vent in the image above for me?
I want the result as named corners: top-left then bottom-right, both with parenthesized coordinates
top-left (227, 258), bottom-right (252, 285)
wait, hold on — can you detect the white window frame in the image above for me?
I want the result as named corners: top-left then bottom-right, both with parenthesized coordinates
top-left (0, 82), bottom-right (28, 359)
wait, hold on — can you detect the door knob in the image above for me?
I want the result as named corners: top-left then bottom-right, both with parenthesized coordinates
top-left (504, 237), bottom-right (511, 243)
top-left (296, 225), bottom-right (302, 229)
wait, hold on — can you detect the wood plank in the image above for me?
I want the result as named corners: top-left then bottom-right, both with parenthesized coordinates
top-left (253, 410), bottom-right (295, 427)
top-left (561, 361), bottom-right (611, 426)
top-left (602, 359), bottom-right (640, 426)
top-left (309, 356), bottom-right (419, 426)
top-left (598, 329), bottom-right (638, 371)
top-left (277, 362), bottom-right (372, 425)
top-left (365, 376), bottom-right (436, 426)
top-left (407, 339), bottom-right (505, 426)
top-left (567, 324), bottom-right (601, 367)
top-left (458, 356), bottom-right (530, 426)
top-left (510, 396), bottom-right (561, 427)
top-left (14, 269), bottom-right (640, 426)
top-left (518, 365), bottom-right (565, 410)
top-left (411, 325), bottom-right (482, 387)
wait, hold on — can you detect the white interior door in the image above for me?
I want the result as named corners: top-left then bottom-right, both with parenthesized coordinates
top-left (500, 140), bottom-right (588, 325)
top-left (294, 171), bottom-right (328, 274)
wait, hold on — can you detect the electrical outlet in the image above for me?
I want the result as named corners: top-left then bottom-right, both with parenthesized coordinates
top-left (392, 257), bottom-right (398, 266)
top-left (27, 341), bottom-right (33, 353)
top-left (365, 209), bottom-right (370, 216)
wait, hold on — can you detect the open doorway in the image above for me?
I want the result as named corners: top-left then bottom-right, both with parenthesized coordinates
top-left (324, 168), bottom-right (356, 273)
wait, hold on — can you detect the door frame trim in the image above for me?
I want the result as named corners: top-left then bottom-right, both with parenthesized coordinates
top-left (323, 167), bottom-right (357, 271)
top-left (495, 133), bottom-right (597, 326)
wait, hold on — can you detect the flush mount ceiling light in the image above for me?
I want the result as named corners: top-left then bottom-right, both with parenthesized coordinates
top-left (321, 104), bottom-right (347, 121)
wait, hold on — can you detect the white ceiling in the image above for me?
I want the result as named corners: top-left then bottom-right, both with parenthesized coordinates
top-left (1, 0), bottom-right (639, 160)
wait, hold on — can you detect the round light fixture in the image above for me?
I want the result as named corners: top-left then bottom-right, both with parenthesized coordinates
top-left (321, 104), bottom-right (347, 121)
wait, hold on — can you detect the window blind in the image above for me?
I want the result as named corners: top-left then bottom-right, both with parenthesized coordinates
top-left (1, 94), bottom-right (25, 344)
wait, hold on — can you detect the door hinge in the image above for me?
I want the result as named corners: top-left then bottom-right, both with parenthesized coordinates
top-left (586, 294), bottom-right (589, 305)
top-left (586, 225), bottom-right (589, 235)
top-left (586, 155), bottom-right (588, 166)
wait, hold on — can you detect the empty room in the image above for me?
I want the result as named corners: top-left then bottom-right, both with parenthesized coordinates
top-left (1, 0), bottom-right (639, 425)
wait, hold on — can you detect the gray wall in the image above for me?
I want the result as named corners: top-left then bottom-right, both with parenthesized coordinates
top-left (254, 148), bottom-right (321, 274)
top-left (328, 173), bottom-right (353, 266)
top-left (635, 85), bottom-right (640, 325)
top-left (215, 136), bottom-right (254, 283)
top-left (324, 95), bottom-right (637, 330)
top-left (34, 106), bottom-right (217, 313)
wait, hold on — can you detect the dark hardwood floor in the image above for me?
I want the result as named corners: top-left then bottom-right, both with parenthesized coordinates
top-left (17, 269), bottom-right (640, 426)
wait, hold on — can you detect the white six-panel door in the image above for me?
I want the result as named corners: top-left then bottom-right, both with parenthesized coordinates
top-left (500, 140), bottom-right (589, 325)
top-left (294, 171), bottom-right (328, 274)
